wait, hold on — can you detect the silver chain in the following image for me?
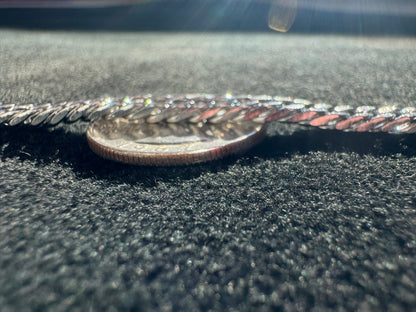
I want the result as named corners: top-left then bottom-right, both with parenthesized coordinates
top-left (1, 94), bottom-right (416, 134)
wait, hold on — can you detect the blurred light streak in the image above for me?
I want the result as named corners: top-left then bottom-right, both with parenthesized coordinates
top-left (268, 0), bottom-right (298, 32)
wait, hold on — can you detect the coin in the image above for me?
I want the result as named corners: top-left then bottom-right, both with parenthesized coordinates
top-left (86, 117), bottom-right (266, 166)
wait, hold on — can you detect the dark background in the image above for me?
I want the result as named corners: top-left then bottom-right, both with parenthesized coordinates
top-left (0, 0), bottom-right (416, 34)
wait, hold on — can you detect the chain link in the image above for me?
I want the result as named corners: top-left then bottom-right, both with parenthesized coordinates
top-left (1, 94), bottom-right (416, 134)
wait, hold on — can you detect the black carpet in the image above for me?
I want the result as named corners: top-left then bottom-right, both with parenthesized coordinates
top-left (1, 31), bottom-right (416, 311)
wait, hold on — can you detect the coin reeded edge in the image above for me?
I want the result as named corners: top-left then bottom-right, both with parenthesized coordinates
top-left (86, 125), bottom-right (267, 166)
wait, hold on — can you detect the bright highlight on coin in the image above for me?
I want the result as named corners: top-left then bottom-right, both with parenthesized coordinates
top-left (268, 0), bottom-right (298, 32)
top-left (86, 117), bottom-right (266, 166)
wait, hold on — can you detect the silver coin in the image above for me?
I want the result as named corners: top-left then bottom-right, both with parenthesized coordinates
top-left (86, 117), bottom-right (266, 166)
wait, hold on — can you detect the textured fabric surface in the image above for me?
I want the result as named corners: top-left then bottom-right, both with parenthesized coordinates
top-left (1, 31), bottom-right (416, 311)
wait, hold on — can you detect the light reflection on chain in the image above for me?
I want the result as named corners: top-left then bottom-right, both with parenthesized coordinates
top-left (1, 94), bottom-right (416, 134)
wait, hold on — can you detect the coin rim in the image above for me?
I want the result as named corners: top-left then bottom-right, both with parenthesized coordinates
top-left (86, 123), bottom-right (266, 166)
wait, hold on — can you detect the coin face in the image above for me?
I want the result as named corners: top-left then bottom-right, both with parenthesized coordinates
top-left (86, 117), bottom-right (266, 166)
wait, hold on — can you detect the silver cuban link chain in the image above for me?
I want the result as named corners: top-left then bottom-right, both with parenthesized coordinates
top-left (1, 94), bottom-right (416, 134)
